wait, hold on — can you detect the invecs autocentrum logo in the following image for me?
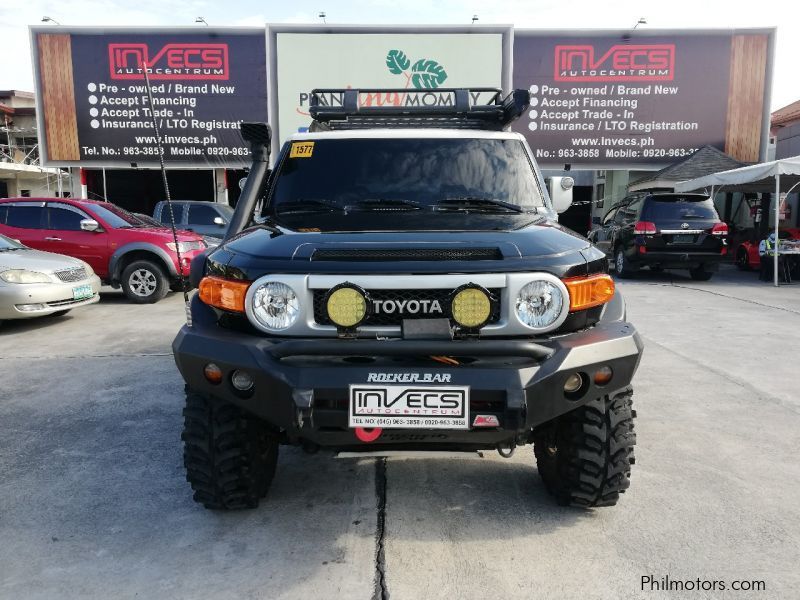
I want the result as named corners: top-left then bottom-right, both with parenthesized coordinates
top-left (108, 43), bottom-right (229, 80)
top-left (554, 44), bottom-right (675, 82)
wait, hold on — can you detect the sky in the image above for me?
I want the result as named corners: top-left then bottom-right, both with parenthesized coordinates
top-left (1, 0), bottom-right (798, 111)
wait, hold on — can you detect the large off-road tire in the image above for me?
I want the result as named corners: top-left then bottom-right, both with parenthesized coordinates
top-left (182, 391), bottom-right (279, 510)
top-left (533, 387), bottom-right (636, 508)
top-left (121, 260), bottom-right (169, 303)
top-left (614, 247), bottom-right (637, 279)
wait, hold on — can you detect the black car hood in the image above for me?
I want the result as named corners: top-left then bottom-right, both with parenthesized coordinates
top-left (207, 222), bottom-right (605, 280)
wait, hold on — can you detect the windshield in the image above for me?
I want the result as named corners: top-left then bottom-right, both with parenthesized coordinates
top-left (89, 203), bottom-right (147, 228)
top-left (217, 204), bottom-right (234, 218)
top-left (263, 138), bottom-right (545, 231)
top-left (643, 197), bottom-right (719, 221)
top-left (0, 233), bottom-right (26, 250)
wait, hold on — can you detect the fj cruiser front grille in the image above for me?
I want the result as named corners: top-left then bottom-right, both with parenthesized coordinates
top-left (311, 248), bottom-right (502, 262)
top-left (313, 288), bottom-right (503, 327)
top-left (54, 267), bottom-right (87, 283)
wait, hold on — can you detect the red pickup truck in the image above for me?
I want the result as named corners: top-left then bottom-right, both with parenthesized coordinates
top-left (0, 198), bottom-right (206, 303)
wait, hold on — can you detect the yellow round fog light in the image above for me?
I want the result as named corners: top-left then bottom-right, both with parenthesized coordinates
top-left (326, 285), bottom-right (368, 328)
top-left (451, 286), bottom-right (492, 329)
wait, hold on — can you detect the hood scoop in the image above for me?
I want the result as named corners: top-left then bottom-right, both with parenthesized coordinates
top-left (310, 247), bottom-right (503, 262)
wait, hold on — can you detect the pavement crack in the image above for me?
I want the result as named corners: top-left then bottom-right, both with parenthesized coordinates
top-left (372, 457), bottom-right (389, 600)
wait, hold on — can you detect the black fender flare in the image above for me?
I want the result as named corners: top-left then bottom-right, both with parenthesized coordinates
top-left (109, 242), bottom-right (177, 283)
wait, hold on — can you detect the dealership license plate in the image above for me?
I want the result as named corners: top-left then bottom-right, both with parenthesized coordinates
top-left (349, 384), bottom-right (469, 430)
top-left (671, 234), bottom-right (695, 244)
top-left (72, 284), bottom-right (93, 300)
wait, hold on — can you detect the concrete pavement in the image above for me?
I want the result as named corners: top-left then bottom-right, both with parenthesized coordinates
top-left (1, 270), bottom-right (799, 599)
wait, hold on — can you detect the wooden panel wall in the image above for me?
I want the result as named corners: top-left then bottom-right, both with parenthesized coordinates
top-left (37, 33), bottom-right (80, 161)
top-left (725, 34), bottom-right (768, 163)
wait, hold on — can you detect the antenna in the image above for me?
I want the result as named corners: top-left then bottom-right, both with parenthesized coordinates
top-left (41, 16), bottom-right (62, 25)
top-left (195, 16), bottom-right (209, 26)
top-left (633, 17), bottom-right (647, 29)
top-left (471, 15), bottom-right (479, 24)
top-left (141, 59), bottom-right (192, 326)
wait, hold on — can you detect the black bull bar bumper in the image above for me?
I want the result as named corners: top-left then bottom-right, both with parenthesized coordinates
top-left (173, 320), bottom-right (643, 448)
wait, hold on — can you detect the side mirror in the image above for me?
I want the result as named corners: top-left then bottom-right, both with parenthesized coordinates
top-left (80, 219), bottom-right (100, 232)
top-left (549, 176), bottom-right (574, 214)
top-left (213, 216), bottom-right (226, 226)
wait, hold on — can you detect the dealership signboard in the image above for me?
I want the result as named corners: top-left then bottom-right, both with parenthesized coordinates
top-left (513, 29), bottom-right (774, 167)
top-left (267, 25), bottom-right (511, 156)
top-left (30, 27), bottom-right (267, 168)
top-left (30, 25), bottom-right (772, 171)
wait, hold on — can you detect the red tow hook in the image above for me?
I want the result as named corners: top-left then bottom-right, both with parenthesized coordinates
top-left (354, 427), bottom-right (382, 443)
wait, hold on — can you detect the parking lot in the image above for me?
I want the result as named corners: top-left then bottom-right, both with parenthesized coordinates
top-left (2, 266), bottom-right (799, 600)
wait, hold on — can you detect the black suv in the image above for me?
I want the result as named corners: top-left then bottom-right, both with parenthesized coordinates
top-left (173, 89), bottom-right (643, 510)
top-left (589, 193), bottom-right (728, 280)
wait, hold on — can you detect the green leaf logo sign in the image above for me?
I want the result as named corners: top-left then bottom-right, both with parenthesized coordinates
top-left (385, 50), bottom-right (448, 89)
top-left (411, 59), bottom-right (448, 89)
top-left (385, 50), bottom-right (411, 74)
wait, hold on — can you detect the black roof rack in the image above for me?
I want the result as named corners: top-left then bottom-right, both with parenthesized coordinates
top-left (308, 88), bottom-right (530, 131)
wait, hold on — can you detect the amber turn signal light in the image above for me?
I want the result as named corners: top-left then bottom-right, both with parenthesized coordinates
top-left (198, 276), bottom-right (250, 313)
top-left (563, 274), bottom-right (615, 312)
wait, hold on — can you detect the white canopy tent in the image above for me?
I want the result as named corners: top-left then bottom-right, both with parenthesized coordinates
top-left (675, 156), bottom-right (800, 286)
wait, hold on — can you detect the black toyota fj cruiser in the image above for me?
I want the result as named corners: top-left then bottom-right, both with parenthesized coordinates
top-left (173, 89), bottom-right (643, 510)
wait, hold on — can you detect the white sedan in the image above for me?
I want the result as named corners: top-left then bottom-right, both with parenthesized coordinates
top-left (0, 234), bottom-right (101, 321)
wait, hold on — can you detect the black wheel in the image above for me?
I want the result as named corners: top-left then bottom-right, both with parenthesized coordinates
top-left (182, 391), bottom-right (279, 510)
top-left (121, 260), bottom-right (168, 303)
top-left (689, 267), bottom-right (714, 281)
top-left (533, 387), bottom-right (636, 508)
top-left (736, 247), bottom-right (751, 271)
top-left (614, 247), bottom-right (636, 279)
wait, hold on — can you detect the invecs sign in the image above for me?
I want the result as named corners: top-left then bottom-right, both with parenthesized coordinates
top-left (554, 44), bottom-right (675, 82)
top-left (108, 43), bottom-right (229, 80)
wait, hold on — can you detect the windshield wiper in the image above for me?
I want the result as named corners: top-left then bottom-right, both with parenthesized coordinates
top-left (345, 198), bottom-right (424, 211)
top-left (436, 197), bottom-right (533, 214)
top-left (274, 198), bottom-right (345, 215)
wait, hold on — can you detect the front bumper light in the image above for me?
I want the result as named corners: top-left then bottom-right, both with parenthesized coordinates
top-left (167, 241), bottom-right (206, 253)
top-left (451, 285), bottom-right (493, 328)
top-left (0, 269), bottom-right (52, 284)
top-left (515, 278), bottom-right (567, 330)
top-left (326, 284), bottom-right (368, 328)
top-left (251, 281), bottom-right (300, 331)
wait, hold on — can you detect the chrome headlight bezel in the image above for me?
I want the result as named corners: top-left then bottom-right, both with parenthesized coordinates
top-left (513, 273), bottom-right (570, 333)
top-left (245, 277), bottom-right (301, 333)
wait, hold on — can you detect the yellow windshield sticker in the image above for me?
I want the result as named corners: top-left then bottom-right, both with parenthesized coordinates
top-left (290, 141), bottom-right (315, 158)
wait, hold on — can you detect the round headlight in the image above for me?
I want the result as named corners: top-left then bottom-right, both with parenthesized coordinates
top-left (326, 284), bottom-right (368, 328)
top-left (451, 285), bottom-right (493, 329)
top-left (251, 281), bottom-right (300, 331)
top-left (515, 279), bottom-right (566, 330)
